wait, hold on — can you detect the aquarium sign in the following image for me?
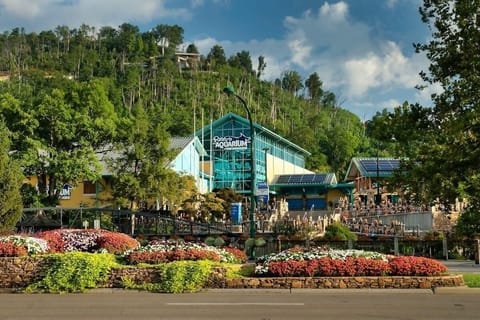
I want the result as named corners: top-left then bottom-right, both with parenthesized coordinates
top-left (213, 133), bottom-right (251, 150)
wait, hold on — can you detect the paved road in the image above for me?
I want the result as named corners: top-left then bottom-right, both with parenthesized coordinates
top-left (440, 259), bottom-right (480, 273)
top-left (1, 290), bottom-right (480, 320)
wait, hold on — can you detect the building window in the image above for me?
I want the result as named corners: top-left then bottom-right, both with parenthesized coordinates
top-left (83, 181), bottom-right (96, 195)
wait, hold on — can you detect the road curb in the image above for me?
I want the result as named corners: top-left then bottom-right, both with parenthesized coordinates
top-left (203, 288), bottom-right (434, 294)
top-left (433, 286), bottom-right (480, 295)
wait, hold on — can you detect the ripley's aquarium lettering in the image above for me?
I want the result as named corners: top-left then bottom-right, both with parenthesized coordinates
top-left (213, 133), bottom-right (251, 150)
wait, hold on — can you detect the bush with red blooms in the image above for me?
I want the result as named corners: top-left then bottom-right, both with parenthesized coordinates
top-left (267, 257), bottom-right (390, 277)
top-left (255, 248), bottom-right (448, 277)
top-left (0, 242), bottom-right (28, 257)
top-left (96, 231), bottom-right (141, 255)
top-left (268, 259), bottom-right (320, 277)
top-left (34, 230), bottom-right (65, 253)
top-left (35, 229), bottom-right (140, 254)
top-left (223, 247), bottom-right (248, 263)
top-left (125, 248), bottom-right (221, 264)
top-left (123, 240), bottom-right (246, 265)
top-left (388, 256), bottom-right (448, 276)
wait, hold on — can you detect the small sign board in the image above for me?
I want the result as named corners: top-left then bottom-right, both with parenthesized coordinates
top-left (256, 182), bottom-right (269, 196)
top-left (231, 202), bottom-right (242, 225)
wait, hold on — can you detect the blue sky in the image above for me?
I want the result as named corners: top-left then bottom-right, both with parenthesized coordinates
top-left (0, 0), bottom-right (436, 120)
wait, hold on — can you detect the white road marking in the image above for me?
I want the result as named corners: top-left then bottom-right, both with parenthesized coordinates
top-left (166, 303), bottom-right (305, 306)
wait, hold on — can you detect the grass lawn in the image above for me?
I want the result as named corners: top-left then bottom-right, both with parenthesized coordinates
top-left (461, 273), bottom-right (480, 288)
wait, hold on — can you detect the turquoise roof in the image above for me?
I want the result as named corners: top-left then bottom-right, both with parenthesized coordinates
top-left (194, 112), bottom-right (310, 156)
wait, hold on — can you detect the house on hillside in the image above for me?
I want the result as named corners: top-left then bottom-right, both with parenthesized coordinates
top-left (175, 52), bottom-right (200, 70)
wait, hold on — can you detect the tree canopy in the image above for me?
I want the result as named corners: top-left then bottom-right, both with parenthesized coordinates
top-left (368, 0), bottom-right (480, 237)
top-left (0, 121), bottom-right (23, 233)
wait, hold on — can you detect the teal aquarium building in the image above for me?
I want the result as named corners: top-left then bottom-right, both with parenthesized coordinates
top-left (195, 113), bottom-right (353, 211)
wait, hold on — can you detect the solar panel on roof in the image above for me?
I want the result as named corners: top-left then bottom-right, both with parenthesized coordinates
top-left (302, 174), bottom-right (316, 183)
top-left (378, 162), bottom-right (391, 171)
top-left (358, 158), bottom-right (401, 174)
top-left (289, 175), bottom-right (303, 183)
top-left (362, 161), bottom-right (378, 172)
top-left (313, 174), bottom-right (327, 183)
top-left (379, 159), bottom-right (400, 171)
top-left (275, 173), bottom-right (333, 185)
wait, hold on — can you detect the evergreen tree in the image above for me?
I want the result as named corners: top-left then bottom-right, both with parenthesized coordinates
top-left (186, 43), bottom-right (199, 54)
top-left (305, 72), bottom-right (323, 104)
top-left (228, 50), bottom-right (253, 74)
top-left (206, 44), bottom-right (227, 68)
top-left (257, 55), bottom-right (266, 79)
top-left (281, 70), bottom-right (303, 96)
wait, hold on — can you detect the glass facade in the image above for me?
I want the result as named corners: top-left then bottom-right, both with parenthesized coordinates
top-left (197, 113), bottom-right (309, 196)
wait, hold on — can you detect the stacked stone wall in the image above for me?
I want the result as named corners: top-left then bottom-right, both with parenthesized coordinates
top-left (0, 257), bottom-right (464, 290)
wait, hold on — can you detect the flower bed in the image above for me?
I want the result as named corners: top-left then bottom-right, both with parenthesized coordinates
top-left (0, 232), bottom-right (462, 292)
top-left (123, 240), bottom-right (247, 264)
top-left (35, 229), bottom-right (140, 254)
top-left (255, 247), bottom-right (447, 277)
top-left (0, 235), bottom-right (48, 256)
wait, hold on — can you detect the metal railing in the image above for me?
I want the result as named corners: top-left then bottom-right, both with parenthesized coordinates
top-left (17, 207), bottom-right (240, 236)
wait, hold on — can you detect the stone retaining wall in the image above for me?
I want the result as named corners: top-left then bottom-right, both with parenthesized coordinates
top-left (0, 257), bottom-right (465, 290)
top-left (220, 275), bottom-right (464, 289)
top-left (0, 257), bottom-right (47, 288)
top-left (203, 266), bottom-right (464, 289)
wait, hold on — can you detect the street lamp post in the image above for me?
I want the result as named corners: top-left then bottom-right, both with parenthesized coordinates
top-left (262, 147), bottom-right (269, 183)
top-left (262, 147), bottom-right (270, 212)
top-left (223, 86), bottom-right (256, 259)
top-left (376, 144), bottom-right (381, 205)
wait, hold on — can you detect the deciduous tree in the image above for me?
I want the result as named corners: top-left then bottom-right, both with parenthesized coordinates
top-left (0, 121), bottom-right (23, 233)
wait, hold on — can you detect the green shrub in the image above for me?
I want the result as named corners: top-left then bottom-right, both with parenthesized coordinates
top-left (213, 237), bottom-right (225, 247)
top-left (225, 264), bottom-right (255, 278)
top-left (204, 237), bottom-right (216, 246)
top-left (323, 222), bottom-right (357, 241)
top-left (255, 237), bottom-right (266, 247)
top-left (122, 260), bottom-right (213, 293)
top-left (245, 238), bottom-right (255, 248)
top-left (25, 252), bottom-right (118, 293)
top-left (158, 260), bottom-right (213, 293)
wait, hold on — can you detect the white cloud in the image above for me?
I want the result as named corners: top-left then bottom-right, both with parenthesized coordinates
top-left (276, 1), bottom-right (426, 114)
top-left (382, 98), bottom-right (402, 109)
top-left (0, 0), bottom-right (43, 18)
top-left (190, 0), bottom-right (204, 8)
top-left (343, 41), bottom-right (421, 97)
top-left (0, 0), bottom-right (191, 31)
top-left (320, 1), bottom-right (348, 22)
top-left (414, 82), bottom-right (442, 106)
top-left (386, 0), bottom-right (398, 8)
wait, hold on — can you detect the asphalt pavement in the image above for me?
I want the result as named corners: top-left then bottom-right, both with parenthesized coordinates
top-left (439, 259), bottom-right (480, 273)
top-left (2, 290), bottom-right (480, 320)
